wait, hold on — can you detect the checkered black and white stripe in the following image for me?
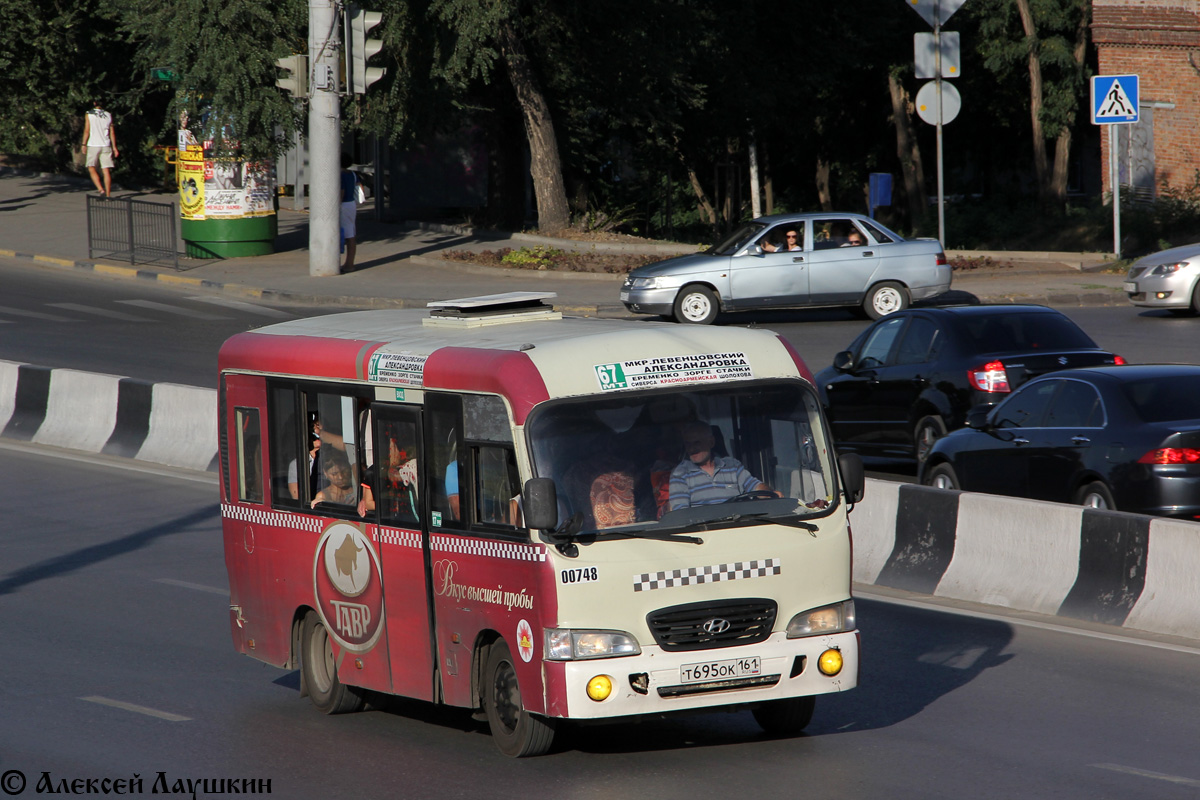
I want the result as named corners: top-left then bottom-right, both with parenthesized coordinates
top-left (377, 528), bottom-right (422, 550)
top-left (633, 558), bottom-right (781, 592)
top-left (431, 535), bottom-right (547, 562)
top-left (220, 503), bottom-right (325, 534)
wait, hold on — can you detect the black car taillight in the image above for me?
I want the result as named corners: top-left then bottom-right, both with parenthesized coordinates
top-left (968, 360), bottom-right (1010, 392)
top-left (1138, 448), bottom-right (1200, 464)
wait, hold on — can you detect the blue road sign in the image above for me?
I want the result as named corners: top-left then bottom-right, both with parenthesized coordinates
top-left (1091, 75), bottom-right (1139, 125)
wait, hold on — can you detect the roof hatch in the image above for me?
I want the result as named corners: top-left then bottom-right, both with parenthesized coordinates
top-left (424, 292), bottom-right (563, 327)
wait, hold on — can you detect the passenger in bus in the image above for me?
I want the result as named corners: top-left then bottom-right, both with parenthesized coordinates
top-left (358, 437), bottom-right (418, 520)
top-left (311, 445), bottom-right (356, 507)
top-left (667, 420), bottom-right (776, 510)
top-left (288, 414), bottom-right (323, 500)
top-left (590, 469), bottom-right (637, 528)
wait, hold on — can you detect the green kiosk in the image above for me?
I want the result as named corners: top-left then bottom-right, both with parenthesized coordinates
top-left (177, 138), bottom-right (277, 258)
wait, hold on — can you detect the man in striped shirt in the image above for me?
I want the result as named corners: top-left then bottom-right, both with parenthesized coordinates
top-left (668, 420), bottom-right (775, 510)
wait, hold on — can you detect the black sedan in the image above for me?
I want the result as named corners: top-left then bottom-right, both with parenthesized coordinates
top-left (815, 305), bottom-right (1124, 465)
top-left (919, 365), bottom-right (1200, 519)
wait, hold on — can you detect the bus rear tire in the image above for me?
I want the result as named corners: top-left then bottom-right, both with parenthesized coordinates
top-left (753, 696), bottom-right (816, 736)
top-left (484, 640), bottom-right (556, 757)
top-left (301, 611), bottom-right (365, 715)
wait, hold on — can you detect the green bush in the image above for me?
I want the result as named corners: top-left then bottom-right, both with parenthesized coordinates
top-left (499, 245), bottom-right (565, 269)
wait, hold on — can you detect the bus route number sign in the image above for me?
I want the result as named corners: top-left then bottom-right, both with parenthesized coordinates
top-left (595, 363), bottom-right (629, 390)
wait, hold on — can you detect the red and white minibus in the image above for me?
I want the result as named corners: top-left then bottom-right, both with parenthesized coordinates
top-left (218, 293), bottom-right (864, 756)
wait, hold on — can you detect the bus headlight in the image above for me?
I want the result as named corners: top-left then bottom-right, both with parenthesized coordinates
top-left (785, 600), bottom-right (856, 638)
top-left (545, 629), bottom-right (641, 661)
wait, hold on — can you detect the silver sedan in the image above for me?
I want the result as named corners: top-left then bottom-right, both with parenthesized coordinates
top-left (620, 213), bottom-right (950, 324)
top-left (1123, 242), bottom-right (1200, 314)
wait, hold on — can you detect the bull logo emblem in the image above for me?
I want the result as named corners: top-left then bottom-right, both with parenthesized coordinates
top-left (321, 523), bottom-right (372, 598)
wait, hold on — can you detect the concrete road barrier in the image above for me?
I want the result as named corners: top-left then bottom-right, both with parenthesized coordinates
top-left (0, 360), bottom-right (217, 472)
top-left (853, 479), bottom-right (1200, 641)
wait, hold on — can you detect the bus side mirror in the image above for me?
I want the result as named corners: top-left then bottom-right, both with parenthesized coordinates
top-left (523, 478), bottom-right (559, 531)
top-left (838, 452), bottom-right (865, 504)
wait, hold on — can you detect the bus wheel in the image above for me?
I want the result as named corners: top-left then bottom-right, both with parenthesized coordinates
top-left (300, 611), bottom-right (365, 715)
top-left (752, 696), bottom-right (816, 736)
top-left (483, 640), bottom-right (556, 757)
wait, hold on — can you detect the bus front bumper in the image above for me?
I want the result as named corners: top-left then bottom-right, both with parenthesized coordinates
top-left (552, 630), bottom-right (859, 720)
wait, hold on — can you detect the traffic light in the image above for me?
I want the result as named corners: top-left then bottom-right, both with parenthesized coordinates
top-left (275, 55), bottom-right (308, 97)
top-left (345, 4), bottom-right (386, 94)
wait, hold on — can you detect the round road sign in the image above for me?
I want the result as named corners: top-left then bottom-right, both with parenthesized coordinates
top-left (915, 81), bottom-right (961, 125)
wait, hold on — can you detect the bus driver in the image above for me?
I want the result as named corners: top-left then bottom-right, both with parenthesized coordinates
top-left (667, 420), bottom-right (775, 510)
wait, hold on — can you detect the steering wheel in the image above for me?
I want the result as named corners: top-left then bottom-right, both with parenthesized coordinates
top-left (724, 489), bottom-right (780, 503)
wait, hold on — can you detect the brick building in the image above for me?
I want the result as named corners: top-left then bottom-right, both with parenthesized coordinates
top-left (1092, 0), bottom-right (1200, 200)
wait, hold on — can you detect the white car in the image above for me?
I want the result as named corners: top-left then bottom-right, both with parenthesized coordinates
top-left (1124, 242), bottom-right (1200, 314)
top-left (620, 212), bottom-right (950, 324)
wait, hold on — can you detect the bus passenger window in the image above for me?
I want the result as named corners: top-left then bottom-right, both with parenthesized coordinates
top-left (236, 407), bottom-right (263, 504)
top-left (369, 418), bottom-right (421, 527)
top-left (476, 446), bottom-right (519, 526)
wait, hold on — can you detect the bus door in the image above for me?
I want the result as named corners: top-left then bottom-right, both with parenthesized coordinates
top-left (222, 374), bottom-right (293, 665)
top-left (424, 393), bottom-right (545, 710)
top-left (369, 405), bottom-right (436, 702)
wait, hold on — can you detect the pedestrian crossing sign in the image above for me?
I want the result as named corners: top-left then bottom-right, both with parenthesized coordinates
top-left (1091, 75), bottom-right (1139, 125)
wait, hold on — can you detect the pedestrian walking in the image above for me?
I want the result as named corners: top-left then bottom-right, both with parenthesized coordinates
top-left (82, 99), bottom-right (119, 198)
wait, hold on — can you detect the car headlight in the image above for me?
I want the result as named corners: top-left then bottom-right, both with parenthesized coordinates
top-left (545, 629), bottom-right (641, 660)
top-left (786, 600), bottom-right (856, 638)
top-left (629, 276), bottom-right (670, 289)
top-left (1151, 262), bottom-right (1190, 275)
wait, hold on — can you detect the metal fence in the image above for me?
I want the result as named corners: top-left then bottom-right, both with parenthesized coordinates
top-left (86, 196), bottom-right (180, 269)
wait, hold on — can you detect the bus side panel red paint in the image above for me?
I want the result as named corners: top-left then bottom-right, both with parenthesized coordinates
top-left (219, 332), bottom-right (384, 382)
top-left (423, 349), bottom-right (550, 425)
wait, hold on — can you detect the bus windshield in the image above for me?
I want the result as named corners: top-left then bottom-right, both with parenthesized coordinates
top-left (525, 381), bottom-right (836, 536)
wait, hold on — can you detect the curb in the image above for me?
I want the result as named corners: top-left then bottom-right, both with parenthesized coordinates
top-left (853, 479), bottom-right (1200, 640)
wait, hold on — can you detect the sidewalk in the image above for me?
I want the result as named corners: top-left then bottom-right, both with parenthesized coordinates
top-left (0, 171), bottom-right (1131, 314)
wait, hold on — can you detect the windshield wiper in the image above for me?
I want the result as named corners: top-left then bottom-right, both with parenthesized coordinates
top-left (604, 528), bottom-right (704, 545)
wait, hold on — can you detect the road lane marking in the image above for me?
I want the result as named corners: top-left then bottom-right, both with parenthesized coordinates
top-left (855, 588), bottom-right (1200, 657)
top-left (155, 578), bottom-right (228, 595)
top-left (80, 696), bottom-right (191, 722)
top-left (114, 299), bottom-right (229, 320)
top-left (0, 305), bottom-right (77, 321)
top-left (184, 295), bottom-right (293, 317)
top-left (1092, 763), bottom-right (1200, 787)
top-left (48, 302), bottom-right (152, 321)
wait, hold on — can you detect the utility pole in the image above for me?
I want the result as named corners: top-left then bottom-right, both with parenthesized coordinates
top-left (309, 0), bottom-right (341, 276)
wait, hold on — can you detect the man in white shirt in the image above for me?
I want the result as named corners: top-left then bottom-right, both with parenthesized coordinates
top-left (82, 99), bottom-right (119, 198)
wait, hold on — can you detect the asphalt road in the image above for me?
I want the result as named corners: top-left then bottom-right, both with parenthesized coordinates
top-left (3, 443), bottom-right (1199, 798)
top-left (2, 259), bottom-right (1196, 391)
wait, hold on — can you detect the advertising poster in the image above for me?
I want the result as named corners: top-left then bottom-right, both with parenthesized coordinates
top-left (177, 146), bottom-right (206, 220)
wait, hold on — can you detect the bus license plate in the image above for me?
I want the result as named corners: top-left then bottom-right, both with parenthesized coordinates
top-left (680, 656), bottom-right (761, 683)
top-left (1123, 281), bottom-right (1137, 293)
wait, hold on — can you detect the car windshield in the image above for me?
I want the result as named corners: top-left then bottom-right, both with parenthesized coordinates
top-left (959, 312), bottom-right (1097, 352)
top-left (707, 222), bottom-right (767, 256)
top-left (525, 381), bottom-right (837, 537)
top-left (1122, 375), bottom-right (1200, 423)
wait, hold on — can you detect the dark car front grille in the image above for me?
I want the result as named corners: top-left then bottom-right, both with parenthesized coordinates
top-left (646, 598), bottom-right (777, 652)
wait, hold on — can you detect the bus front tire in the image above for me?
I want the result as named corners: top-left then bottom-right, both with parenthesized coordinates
top-left (300, 611), bottom-right (365, 715)
top-left (484, 640), bottom-right (556, 757)
top-left (753, 696), bottom-right (816, 736)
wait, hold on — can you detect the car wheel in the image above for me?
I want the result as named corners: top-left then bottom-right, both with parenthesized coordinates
top-left (913, 415), bottom-right (948, 464)
top-left (1076, 481), bottom-right (1116, 511)
top-left (673, 285), bottom-right (719, 325)
top-left (483, 640), bottom-right (556, 757)
top-left (300, 611), bottom-right (365, 715)
top-left (924, 462), bottom-right (960, 490)
top-left (1191, 281), bottom-right (1200, 315)
top-left (862, 281), bottom-right (910, 320)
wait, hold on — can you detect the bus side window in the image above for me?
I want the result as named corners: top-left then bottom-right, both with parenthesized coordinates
top-left (268, 385), bottom-right (304, 508)
top-left (427, 393), bottom-right (463, 526)
top-left (373, 415), bottom-right (421, 527)
top-left (475, 446), bottom-right (520, 526)
top-left (235, 407), bottom-right (264, 504)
